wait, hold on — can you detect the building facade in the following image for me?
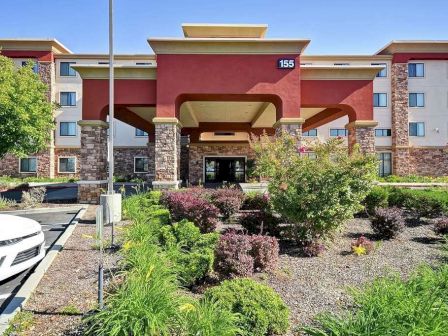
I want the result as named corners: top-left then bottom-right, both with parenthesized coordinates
top-left (0, 24), bottom-right (447, 203)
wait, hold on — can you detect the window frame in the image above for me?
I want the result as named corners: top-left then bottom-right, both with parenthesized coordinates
top-left (135, 128), bottom-right (148, 137)
top-left (21, 60), bottom-right (39, 74)
top-left (373, 93), bottom-right (388, 107)
top-left (59, 92), bottom-right (77, 107)
top-left (409, 122), bottom-right (425, 137)
top-left (409, 92), bottom-right (425, 108)
top-left (371, 63), bottom-right (387, 77)
top-left (59, 62), bottom-right (77, 77)
top-left (59, 121), bottom-right (77, 137)
top-left (19, 157), bottom-right (37, 173)
top-left (408, 63), bottom-right (425, 78)
top-left (134, 157), bottom-right (150, 173)
top-left (377, 152), bottom-right (392, 177)
top-left (329, 128), bottom-right (348, 137)
top-left (58, 157), bottom-right (77, 174)
top-left (375, 128), bottom-right (392, 137)
top-left (302, 129), bottom-right (317, 137)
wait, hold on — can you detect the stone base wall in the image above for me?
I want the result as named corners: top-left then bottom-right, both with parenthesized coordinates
top-left (114, 146), bottom-right (155, 181)
top-left (408, 147), bottom-right (448, 176)
top-left (392, 147), bottom-right (411, 176)
top-left (0, 149), bottom-right (53, 178)
top-left (188, 143), bottom-right (256, 185)
top-left (155, 123), bottom-right (181, 181)
top-left (78, 183), bottom-right (107, 204)
top-left (347, 126), bottom-right (376, 154)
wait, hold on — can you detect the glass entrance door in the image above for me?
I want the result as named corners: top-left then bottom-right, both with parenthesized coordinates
top-left (204, 157), bottom-right (246, 184)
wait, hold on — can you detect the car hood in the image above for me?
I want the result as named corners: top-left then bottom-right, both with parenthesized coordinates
top-left (0, 214), bottom-right (42, 241)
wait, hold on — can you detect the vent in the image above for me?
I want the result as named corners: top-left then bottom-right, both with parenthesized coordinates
top-left (11, 245), bottom-right (40, 266)
top-left (214, 132), bottom-right (236, 136)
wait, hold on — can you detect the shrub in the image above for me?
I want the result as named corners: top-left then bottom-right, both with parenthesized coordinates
top-left (251, 134), bottom-right (377, 244)
top-left (205, 278), bottom-right (290, 336)
top-left (180, 298), bottom-right (241, 336)
top-left (250, 235), bottom-right (279, 272)
top-left (434, 217), bottom-right (448, 235)
top-left (301, 240), bottom-right (326, 257)
top-left (215, 231), bottom-right (254, 278)
top-left (389, 187), bottom-right (448, 218)
top-left (371, 207), bottom-right (405, 239)
top-left (239, 211), bottom-right (281, 236)
top-left (209, 187), bottom-right (244, 220)
top-left (159, 220), bottom-right (219, 286)
top-left (301, 265), bottom-right (448, 336)
top-left (161, 191), bottom-right (219, 233)
top-left (20, 186), bottom-right (45, 208)
top-left (0, 196), bottom-right (16, 210)
top-left (363, 186), bottom-right (389, 215)
top-left (351, 236), bottom-right (374, 256)
top-left (242, 192), bottom-right (271, 211)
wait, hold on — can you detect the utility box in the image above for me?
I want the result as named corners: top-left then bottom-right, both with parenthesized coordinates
top-left (100, 193), bottom-right (122, 223)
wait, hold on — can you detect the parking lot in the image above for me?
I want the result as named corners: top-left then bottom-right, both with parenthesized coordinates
top-left (0, 208), bottom-right (82, 313)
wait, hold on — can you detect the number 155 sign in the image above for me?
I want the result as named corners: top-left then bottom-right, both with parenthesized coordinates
top-left (277, 59), bottom-right (295, 69)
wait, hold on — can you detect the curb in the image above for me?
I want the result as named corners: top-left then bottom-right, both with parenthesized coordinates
top-left (0, 206), bottom-right (83, 215)
top-left (0, 207), bottom-right (87, 335)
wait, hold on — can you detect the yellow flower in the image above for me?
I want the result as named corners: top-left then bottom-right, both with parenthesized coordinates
top-left (352, 245), bottom-right (367, 256)
top-left (123, 241), bottom-right (132, 251)
top-left (179, 303), bottom-right (196, 313)
top-left (82, 234), bottom-right (94, 239)
top-left (145, 265), bottom-right (155, 281)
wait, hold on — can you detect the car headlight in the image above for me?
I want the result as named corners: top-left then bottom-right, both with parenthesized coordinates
top-left (0, 231), bottom-right (41, 247)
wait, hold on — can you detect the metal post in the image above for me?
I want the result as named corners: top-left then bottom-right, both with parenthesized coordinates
top-left (96, 206), bottom-right (104, 309)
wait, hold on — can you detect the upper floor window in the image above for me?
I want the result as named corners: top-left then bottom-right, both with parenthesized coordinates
top-left (136, 62), bottom-right (152, 65)
top-left (330, 128), bottom-right (348, 137)
top-left (302, 129), bottom-right (317, 136)
top-left (20, 157), bottom-right (37, 173)
top-left (60, 62), bottom-right (76, 76)
top-left (409, 93), bottom-right (425, 107)
top-left (334, 63), bottom-right (349, 66)
top-left (375, 128), bottom-right (392, 137)
top-left (372, 63), bottom-right (387, 77)
top-left (409, 122), bottom-right (425, 136)
top-left (408, 63), bottom-right (424, 77)
top-left (60, 122), bottom-right (77, 136)
top-left (373, 93), bottom-right (387, 107)
top-left (60, 92), bottom-right (76, 106)
top-left (59, 157), bottom-right (76, 173)
top-left (98, 61), bottom-right (109, 65)
top-left (21, 61), bottom-right (38, 74)
top-left (134, 157), bottom-right (149, 173)
top-left (135, 128), bottom-right (148, 137)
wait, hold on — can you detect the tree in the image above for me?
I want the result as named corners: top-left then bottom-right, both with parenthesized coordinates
top-left (0, 55), bottom-right (55, 158)
top-left (250, 132), bottom-right (378, 245)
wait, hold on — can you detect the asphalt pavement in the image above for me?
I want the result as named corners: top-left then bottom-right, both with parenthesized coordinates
top-left (0, 208), bottom-right (81, 313)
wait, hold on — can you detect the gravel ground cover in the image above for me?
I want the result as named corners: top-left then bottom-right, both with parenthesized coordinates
top-left (266, 217), bottom-right (444, 331)
top-left (6, 206), bottom-right (125, 336)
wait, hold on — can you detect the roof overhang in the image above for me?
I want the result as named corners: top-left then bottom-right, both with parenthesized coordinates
top-left (148, 38), bottom-right (310, 55)
top-left (301, 55), bottom-right (392, 61)
top-left (300, 65), bottom-right (385, 80)
top-left (56, 53), bottom-right (156, 61)
top-left (71, 64), bottom-right (157, 80)
top-left (0, 38), bottom-right (72, 54)
top-left (182, 23), bottom-right (268, 38)
top-left (376, 40), bottom-right (448, 55)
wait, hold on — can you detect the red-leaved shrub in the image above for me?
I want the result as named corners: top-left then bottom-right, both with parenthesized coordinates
top-left (250, 235), bottom-right (279, 272)
top-left (239, 211), bottom-right (281, 236)
top-left (434, 217), bottom-right (448, 235)
top-left (210, 188), bottom-right (244, 220)
top-left (242, 192), bottom-right (271, 211)
top-left (301, 240), bottom-right (325, 257)
top-left (351, 236), bottom-right (374, 255)
top-left (161, 191), bottom-right (219, 233)
top-left (371, 207), bottom-right (405, 239)
top-left (215, 231), bottom-right (254, 278)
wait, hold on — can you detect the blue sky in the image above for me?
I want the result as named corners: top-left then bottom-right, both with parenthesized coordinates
top-left (1, 0), bottom-right (446, 55)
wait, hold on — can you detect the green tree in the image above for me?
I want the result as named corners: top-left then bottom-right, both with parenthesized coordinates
top-left (0, 55), bottom-right (54, 158)
top-left (251, 132), bottom-right (378, 244)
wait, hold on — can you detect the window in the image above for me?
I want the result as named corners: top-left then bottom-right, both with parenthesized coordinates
top-left (60, 122), bottom-right (77, 136)
top-left (134, 157), bottom-right (149, 173)
top-left (135, 128), bottom-right (148, 137)
top-left (378, 152), bottom-right (392, 177)
top-left (59, 157), bottom-right (76, 173)
top-left (21, 60), bottom-right (38, 73)
top-left (136, 62), bottom-right (152, 65)
top-left (330, 128), bottom-right (348, 137)
top-left (372, 63), bottom-right (387, 77)
top-left (98, 61), bottom-right (109, 64)
top-left (409, 122), bottom-right (425, 136)
top-left (60, 62), bottom-right (76, 76)
top-left (300, 62), bottom-right (313, 66)
top-left (409, 93), bottom-right (425, 107)
top-left (334, 63), bottom-right (349, 66)
top-left (20, 158), bottom-right (37, 173)
top-left (373, 93), bottom-right (387, 107)
top-left (60, 92), bottom-right (76, 106)
top-left (408, 63), bottom-right (424, 77)
top-left (375, 128), bottom-right (392, 137)
top-left (302, 129), bottom-right (317, 136)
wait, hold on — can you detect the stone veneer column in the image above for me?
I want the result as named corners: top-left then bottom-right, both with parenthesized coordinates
top-left (77, 120), bottom-right (108, 204)
top-left (346, 120), bottom-right (378, 154)
top-left (391, 63), bottom-right (411, 175)
top-left (273, 118), bottom-right (304, 137)
top-left (152, 118), bottom-right (181, 189)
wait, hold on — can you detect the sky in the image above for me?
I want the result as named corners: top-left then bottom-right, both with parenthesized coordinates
top-left (1, 0), bottom-right (447, 55)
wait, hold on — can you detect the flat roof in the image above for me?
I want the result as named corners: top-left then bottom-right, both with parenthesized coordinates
top-left (182, 23), bottom-right (268, 38)
top-left (376, 40), bottom-right (448, 55)
top-left (0, 38), bottom-right (72, 54)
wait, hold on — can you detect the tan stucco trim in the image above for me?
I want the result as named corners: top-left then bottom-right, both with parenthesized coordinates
top-left (152, 117), bottom-right (182, 126)
top-left (273, 117), bottom-right (305, 128)
top-left (56, 54), bottom-right (156, 60)
top-left (376, 40), bottom-right (448, 55)
top-left (78, 120), bottom-right (109, 128)
top-left (301, 65), bottom-right (384, 80)
top-left (0, 39), bottom-right (72, 54)
top-left (345, 120), bottom-right (378, 128)
top-left (182, 23), bottom-right (268, 38)
top-left (148, 38), bottom-right (310, 55)
top-left (301, 55), bottom-right (392, 61)
top-left (71, 64), bottom-right (157, 80)
top-left (200, 132), bottom-right (250, 142)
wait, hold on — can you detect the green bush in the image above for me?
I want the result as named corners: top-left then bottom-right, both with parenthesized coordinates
top-left (379, 174), bottom-right (448, 183)
top-left (205, 278), bottom-right (290, 336)
top-left (159, 220), bottom-right (219, 286)
top-left (389, 188), bottom-right (448, 218)
top-left (301, 265), bottom-right (448, 336)
top-left (363, 186), bottom-right (389, 215)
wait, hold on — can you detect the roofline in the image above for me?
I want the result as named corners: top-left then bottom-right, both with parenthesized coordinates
top-left (302, 54), bottom-right (392, 60)
top-left (0, 38), bottom-right (72, 54)
top-left (376, 40), bottom-right (448, 55)
top-left (55, 53), bottom-right (156, 60)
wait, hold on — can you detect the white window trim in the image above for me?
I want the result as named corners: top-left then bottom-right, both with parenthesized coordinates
top-left (373, 92), bottom-right (388, 108)
top-left (134, 156), bottom-right (150, 173)
top-left (58, 121), bottom-right (78, 137)
top-left (329, 128), bottom-right (348, 137)
top-left (408, 92), bottom-right (425, 108)
top-left (371, 63), bottom-right (388, 78)
top-left (409, 122), bottom-right (426, 137)
top-left (58, 156), bottom-right (77, 174)
top-left (18, 157), bottom-right (38, 174)
top-left (59, 61), bottom-right (77, 78)
top-left (59, 91), bottom-right (77, 107)
top-left (408, 62), bottom-right (425, 79)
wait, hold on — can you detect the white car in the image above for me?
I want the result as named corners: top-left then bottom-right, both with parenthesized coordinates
top-left (0, 214), bottom-right (45, 282)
